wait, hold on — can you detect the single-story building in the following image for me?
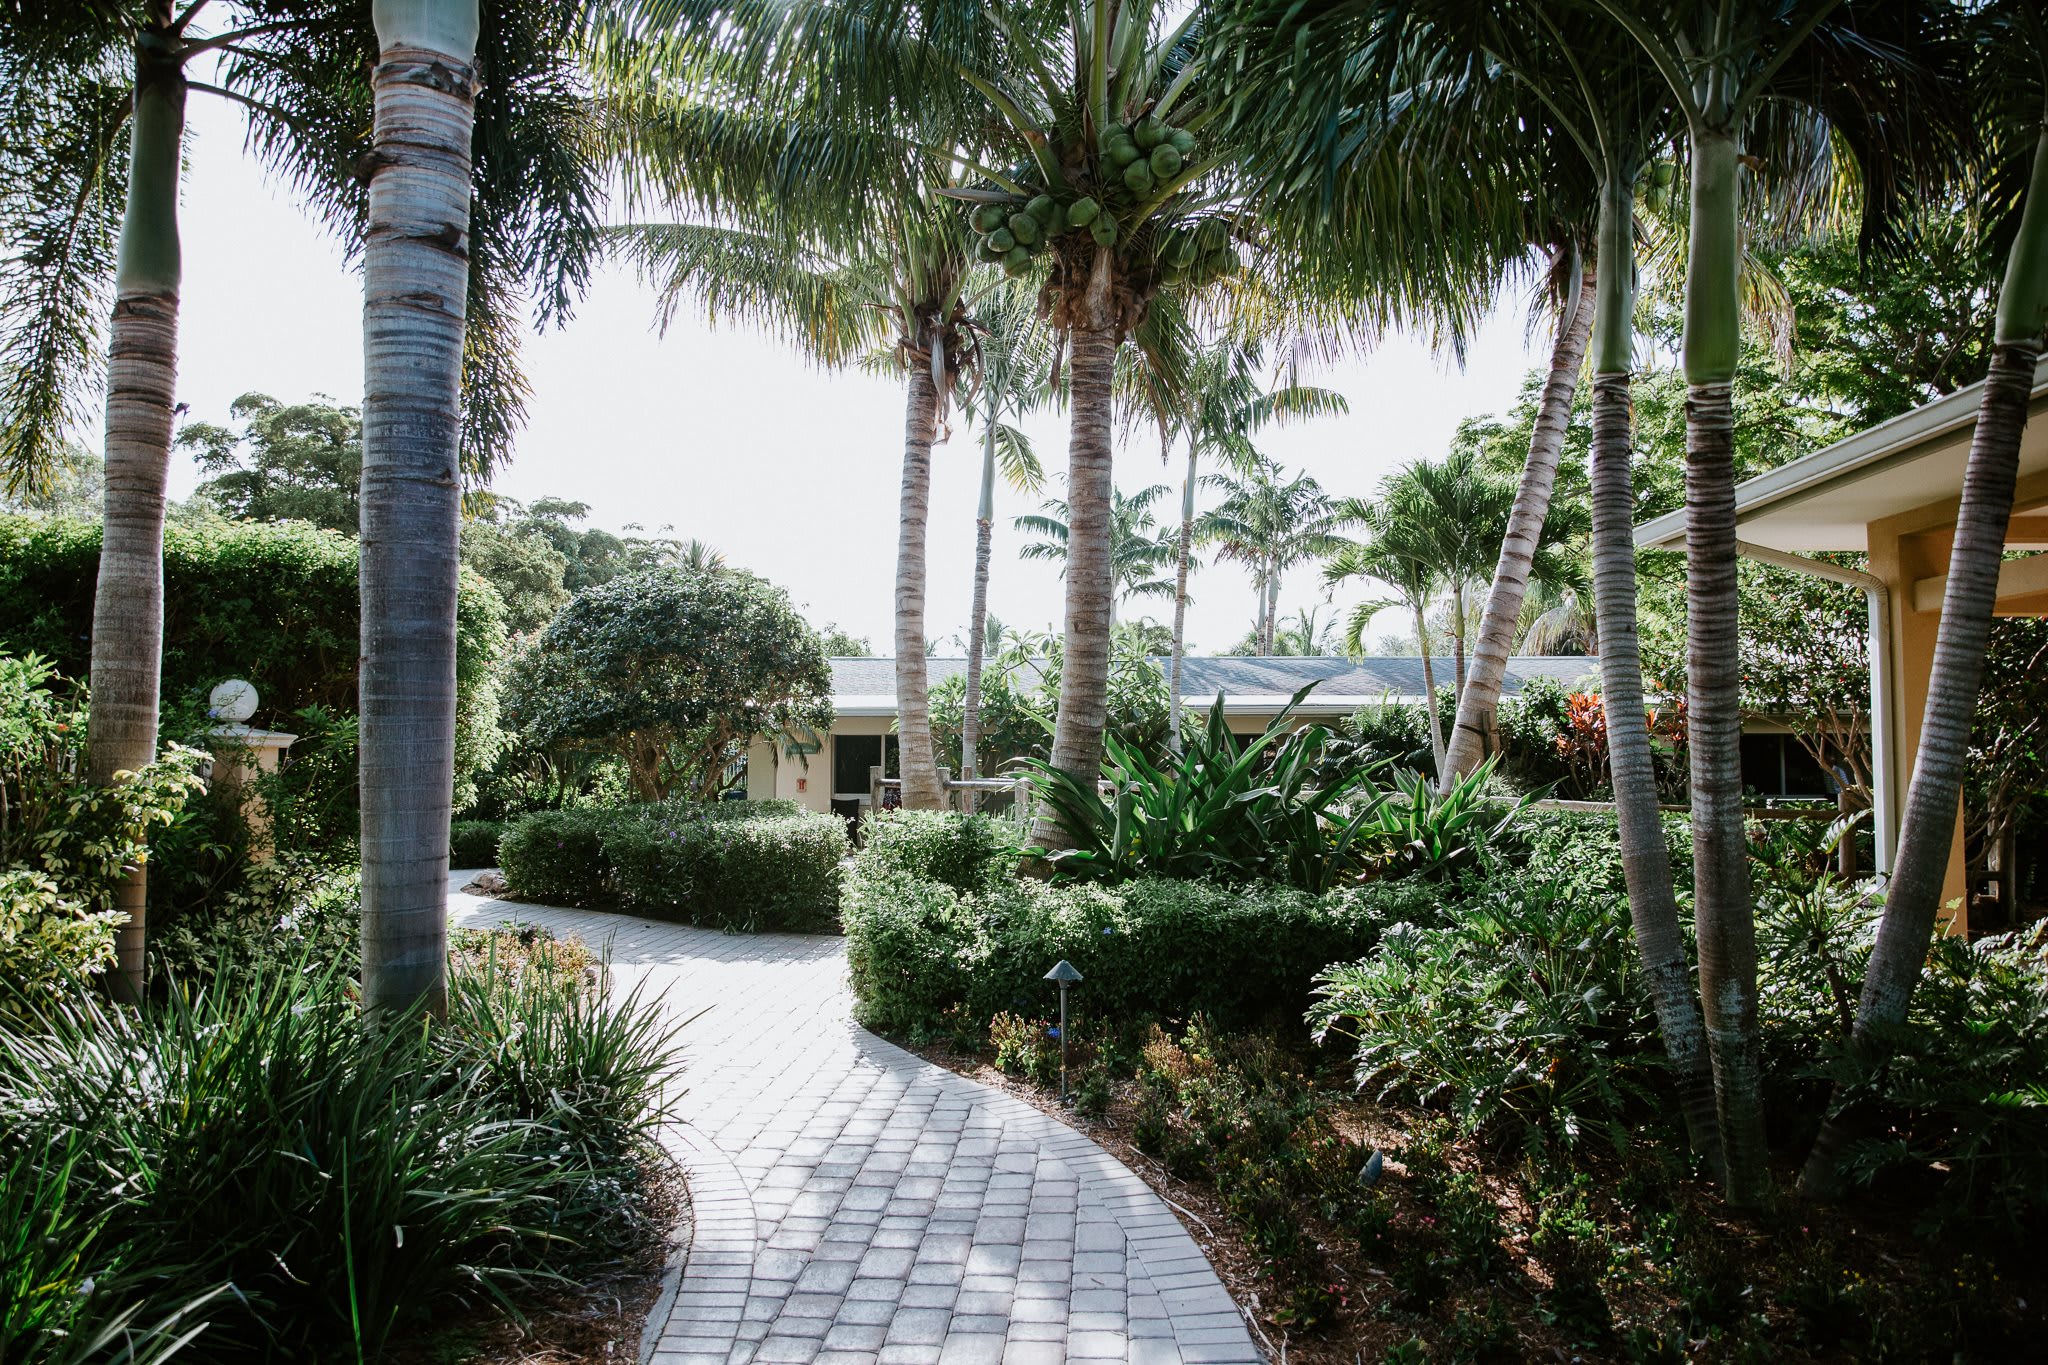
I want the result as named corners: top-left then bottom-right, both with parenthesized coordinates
top-left (746, 653), bottom-right (1598, 825)
top-left (1636, 359), bottom-right (2048, 932)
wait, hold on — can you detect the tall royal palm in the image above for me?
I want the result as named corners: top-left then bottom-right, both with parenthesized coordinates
top-left (1124, 334), bottom-right (1345, 747)
top-left (0, 1), bottom-right (604, 1003)
top-left (1803, 1), bottom-right (2037, 1197)
top-left (957, 285), bottom-right (1050, 786)
top-left (1593, 0), bottom-right (1962, 1205)
top-left (608, 58), bottom-right (989, 811)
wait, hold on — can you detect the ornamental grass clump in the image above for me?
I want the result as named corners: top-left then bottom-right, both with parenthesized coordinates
top-left (0, 941), bottom-right (679, 1362)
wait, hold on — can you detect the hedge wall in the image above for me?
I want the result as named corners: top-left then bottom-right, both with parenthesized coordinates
top-left (842, 812), bottom-right (1449, 1038)
top-left (0, 514), bottom-right (505, 784)
top-left (498, 799), bottom-right (846, 932)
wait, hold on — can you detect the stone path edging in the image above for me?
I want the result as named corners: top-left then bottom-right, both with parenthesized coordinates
top-left (449, 877), bottom-right (1263, 1365)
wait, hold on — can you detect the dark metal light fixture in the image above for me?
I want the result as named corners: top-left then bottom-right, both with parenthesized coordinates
top-left (1044, 959), bottom-right (1083, 1103)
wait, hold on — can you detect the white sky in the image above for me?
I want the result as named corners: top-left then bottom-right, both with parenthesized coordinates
top-left (152, 95), bottom-right (1553, 654)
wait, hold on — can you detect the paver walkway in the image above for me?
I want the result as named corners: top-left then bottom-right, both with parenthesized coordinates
top-left (447, 876), bottom-right (1263, 1365)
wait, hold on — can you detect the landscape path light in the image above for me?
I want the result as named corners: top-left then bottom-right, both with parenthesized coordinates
top-left (1044, 959), bottom-right (1083, 1103)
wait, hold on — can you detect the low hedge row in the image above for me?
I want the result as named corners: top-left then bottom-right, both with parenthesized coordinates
top-left (843, 811), bottom-right (1447, 1037)
top-left (498, 799), bottom-right (846, 932)
top-left (450, 819), bottom-right (507, 867)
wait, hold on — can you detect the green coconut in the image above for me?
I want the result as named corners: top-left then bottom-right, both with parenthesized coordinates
top-left (1122, 161), bottom-right (1155, 195)
top-left (1149, 144), bottom-right (1182, 178)
top-left (1026, 194), bottom-right (1056, 224)
top-left (1067, 196), bottom-right (1101, 227)
top-left (970, 204), bottom-right (1006, 233)
top-left (1169, 232), bottom-right (1199, 268)
top-left (1169, 128), bottom-right (1196, 157)
top-left (987, 226), bottom-right (1015, 253)
top-left (1008, 212), bottom-right (1040, 245)
top-left (1160, 259), bottom-right (1186, 285)
top-left (1133, 116), bottom-right (1164, 149)
top-left (1098, 122), bottom-right (1129, 151)
top-left (1203, 246), bottom-right (1235, 278)
top-left (1194, 218), bottom-right (1229, 253)
top-left (1005, 244), bottom-right (1030, 268)
top-left (1108, 139), bottom-right (1142, 169)
top-left (1090, 215), bottom-right (1118, 247)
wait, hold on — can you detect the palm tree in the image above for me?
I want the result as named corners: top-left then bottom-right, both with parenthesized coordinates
top-left (1198, 459), bottom-right (1355, 655)
top-left (1016, 484), bottom-right (1178, 616)
top-left (957, 287), bottom-right (1051, 785)
top-left (1803, 1), bottom-right (2039, 1198)
top-left (1325, 532), bottom-right (1451, 778)
top-left (1591, 0), bottom-right (1963, 1205)
top-left (1123, 333), bottom-right (1346, 748)
top-left (611, 81), bottom-right (985, 811)
top-left (0, 2), bottom-right (603, 1004)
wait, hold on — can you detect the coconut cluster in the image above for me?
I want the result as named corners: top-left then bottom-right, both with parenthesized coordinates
top-left (965, 114), bottom-right (1234, 286)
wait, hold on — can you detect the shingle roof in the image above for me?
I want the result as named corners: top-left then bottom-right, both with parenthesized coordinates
top-left (826, 655), bottom-right (1597, 715)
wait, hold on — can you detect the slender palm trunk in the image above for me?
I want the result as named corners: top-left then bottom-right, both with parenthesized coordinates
top-left (1450, 583), bottom-right (1467, 702)
top-left (1032, 254), bottom-right (1119, 851)
top-left (1253, 564), bottom-right (1269, 654)
top-left (1682, 128), bottom-right (1769, 1206)
top-left (91, 28), bottom-right (185, 1003)
top-left (961, 418), bottom-right (998, 793)
top-left (1586, 161), bottom-right (1722, 1173)
top-left (358, 0), bottom-right (479, 1017)
top-left (1415, 605), bottom-right (1447, 780)
top-left (1168, 442), bottom-right (1196, 752)
top-left (1801, 126), bottom-right (2048, 1197)
top-left (1443, 273), bottom-right (1594, 781)
top-left (896, 358), bottom-right (944, 810)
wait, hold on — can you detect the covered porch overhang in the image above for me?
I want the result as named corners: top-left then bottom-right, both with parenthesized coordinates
top-left (1635, 360), bottom-right (2048, 932)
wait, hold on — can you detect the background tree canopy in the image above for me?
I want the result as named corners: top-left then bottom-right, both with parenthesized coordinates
top-left (508, 565), bottom-right (832, 801)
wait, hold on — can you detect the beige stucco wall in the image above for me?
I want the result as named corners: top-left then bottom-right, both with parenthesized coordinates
top-left (747, 716), bottom-right (901, 815)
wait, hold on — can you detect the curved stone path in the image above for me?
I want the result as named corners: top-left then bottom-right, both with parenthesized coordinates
top-left (448, 877), bottom-right (1263, 1365)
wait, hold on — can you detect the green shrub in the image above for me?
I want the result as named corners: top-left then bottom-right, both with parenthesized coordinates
top-left (498, 808), bottom-right (613, 907)
top-left (605, 801), bottom-right (845, 932)
top-left (148, 858), bottom-right (361, 990)
top-left (0, 515), bottom-right (506, 808)
top-left (841, 831), bottom-right (1445, 1037)
top-left (0, 945), bottom-right (676, 1361)
top-left (1023, 691), bottom-right (1520, 889)
top-left (859, 808), bottom-right (1015, 892)
top-left (1311, 875), bottom-right (1660, 1153)
top-left (0, 653), bottom-right (205, 1010)
top-left (450, 818), bottom-right (507, 866)
top-left (499, 800), bottom-right (845, 931)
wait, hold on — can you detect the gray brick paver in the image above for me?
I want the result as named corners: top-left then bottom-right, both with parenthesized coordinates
top-left (446, 889), bottom-right (1261, 1365)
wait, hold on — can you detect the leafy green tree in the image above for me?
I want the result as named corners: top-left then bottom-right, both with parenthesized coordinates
top-left (179, 392), bottom-right (362, 534)
top-left (817, 625), bottom-right (874, 656)
top-left (510, 566), bottom-right (832, 802)
top-left (458, 519), bottom-right (572, 637)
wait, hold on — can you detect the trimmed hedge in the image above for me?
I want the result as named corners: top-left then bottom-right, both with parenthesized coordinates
top-left (499, 800), bottom-right (846, 932)
top-left (450, 820), bottom-right (508, 867)
top-left (858, 809), bottom-right (1017, 893)
top-left (842, 818), bottom-right (1448, 1038)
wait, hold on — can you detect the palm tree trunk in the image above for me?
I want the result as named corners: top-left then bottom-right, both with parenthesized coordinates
top-left (1415, 605), bottom-right (1447, 780)
top-left (90, 29), bottom-right (185, 1004)
top-left (896, 356), bottom-right (944, 810)
top-left (1801, 125), bottom-right (2048, 1197)
top-left (1450, 582), bottom-right (1467, 702)
top-left (358, 0), bottom-right (480, 1018)
top-left (1443, 272), bottom-right (1593, 781)
top-left (961, 418), bottom-right (998, 795)
top-left (1168, 441), bottom-right (1196, 753)
top-left (1031, 255), bottom-right (1119, 851)
top-left (1586, 168), bottom-right (1722, 1172)
top-left (1253, 564), bottom-right (1269, 654)
top-left (1682, 127), bottom-right (1769, 1207)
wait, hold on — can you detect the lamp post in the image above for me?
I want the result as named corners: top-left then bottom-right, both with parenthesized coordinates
top-left (1044, 959), bottom-right (1083, 1103)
